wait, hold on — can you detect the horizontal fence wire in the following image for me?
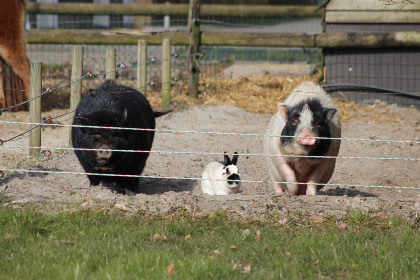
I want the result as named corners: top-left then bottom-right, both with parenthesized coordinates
top-left (1, 50), bottom-right (418, 192)
top-left (0, 53), bottom-right (183, 114)
top-left (0, 168), bottom-right (419, 191)
top-left (1, 145), bottom-right (418, 162)
top-left (1, 120), bottom-right (419, 145)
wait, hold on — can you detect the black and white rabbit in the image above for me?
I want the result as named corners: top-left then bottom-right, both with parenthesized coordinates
top-left (201, 152), bottom-right (241, 195)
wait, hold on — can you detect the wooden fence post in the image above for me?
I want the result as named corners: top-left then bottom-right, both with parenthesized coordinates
top-left (69, 46), bottom-right (84, 146)
top-left (137, 40), bottom-right (147, 94)
top-left (161, 38), bottom-right (171, 111)
top-left (106, 48), bottom-right (116, 80)
top-left (29, 61), bottom-right (42, 157)
top-left (189, 0), bottom-right (200, 98)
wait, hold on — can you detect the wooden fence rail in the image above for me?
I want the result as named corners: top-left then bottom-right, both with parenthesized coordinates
top-left (26, 3), bottom-right (322, 18)
top-left (26, 30), bottom-right (420, 48)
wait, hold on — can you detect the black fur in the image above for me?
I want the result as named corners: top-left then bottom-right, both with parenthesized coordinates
top-left (71, 80), bottom-right (157, 192)
top-left (223, 152), bottom-right (239, 166)
top-left (227, 174), bottom-right (240, 185)
top-left (280, 99), bottom-right (336, 156)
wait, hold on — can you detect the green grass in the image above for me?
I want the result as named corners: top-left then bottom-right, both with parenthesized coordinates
top-left (0, 205), bottom-right (419, 280)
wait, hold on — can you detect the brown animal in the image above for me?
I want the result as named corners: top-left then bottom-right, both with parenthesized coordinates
top-left (0, 0), bottom-right (31, 109)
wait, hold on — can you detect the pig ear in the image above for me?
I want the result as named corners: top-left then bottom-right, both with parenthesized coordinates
top-left (75, 116), bottom-right (88, 125)
top-left (231, 152), bottom-right (238, 165)
top-left (75, 117), bottom-right (89, 133)
top-left (223, 152), bottom-right (230, 166)
top-left (277, 103), bottom-right (288, 118)
top-left (323, 108), bottom-right (337, 122)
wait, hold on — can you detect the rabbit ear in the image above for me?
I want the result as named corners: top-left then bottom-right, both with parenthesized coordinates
top-left (224, 152), bottom-right (230, 166)
top-left (231, 152), bottom-right (238, 165)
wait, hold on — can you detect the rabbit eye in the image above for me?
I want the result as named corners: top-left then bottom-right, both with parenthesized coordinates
top-left (226, 168), bottom-right (230, 175)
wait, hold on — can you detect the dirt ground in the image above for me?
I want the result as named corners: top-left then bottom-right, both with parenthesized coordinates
top-left (1, 102), bottom-right (419, 219)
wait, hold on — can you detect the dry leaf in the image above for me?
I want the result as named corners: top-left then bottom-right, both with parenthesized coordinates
top-left (254, 230), bottom-right (261, 242)
top-left (153, 233), bottom-right (168, 241)
top-left (242, 229), bottom-right (250, 236)
top-left (166, 264), bottom-right (175, 277)
top-left (184, 234), bottom-right (192, 240)
top-left (309, 216), bottom-right (327, 223)
top-left (213, 249), bottom-right (222, 255)
top-left (278, 218), bottom-right (288, 226)
top-left (284, 251), bottom-right (292, 257)
top-left (337, 222), bottom-right (348, 229)
top-left (114, 202), bottom-right (129, 211)
top-left (240, 263), bottom-right (252, 274)
top-left (55, 240), bottom-right (74, 245)
top-left (230, 245), bottom-right (237, 249)
top-left (5, 234), bottom-right (20, 239)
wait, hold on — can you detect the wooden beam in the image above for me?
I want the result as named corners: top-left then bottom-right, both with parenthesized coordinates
top-left (26, 3), bottom-right (322, 18)
top-left (315, 31), bottom-right (420, 48)
top-left (26, 30), bottom-right (420, 48)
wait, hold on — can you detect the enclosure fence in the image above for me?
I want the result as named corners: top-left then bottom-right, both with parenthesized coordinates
top-left (1, 62), bottom-right (419, 191)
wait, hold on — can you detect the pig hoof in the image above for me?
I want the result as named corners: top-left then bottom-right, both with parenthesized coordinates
top-left (273, 183), bottom-right (284, 193)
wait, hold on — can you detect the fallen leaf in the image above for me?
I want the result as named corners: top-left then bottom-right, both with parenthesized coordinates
top-left (114, 202), bottom-right (129, 211)
top-left (213, 249), bottom-right (222, 255)
top-left (337, 222), bottom-right (348, 229)
top-left (230, 245), bottom-right (237, 249)
top-left (55, 240), bottom-right (74, 245)
top-left (184, 234), bottom-right (192, 240)
top-left (284, 251), bottom-right (292, 257)
top-left (166, 264), bottom-right (175, 277)
top-left (153, 233), bottom-right (168, 241)
top-left (278, 218), bottom-right (288, 226)
top-left (254, 230), bottom-right (261, 242)
top-left (5, 234), bottom-right (20, 239)
top-left (242, 229), bottom-right (250, 236)
top-left (309, 216), bottom-right (327, 223)
top-left (241, 263), bottom-right (252, 274)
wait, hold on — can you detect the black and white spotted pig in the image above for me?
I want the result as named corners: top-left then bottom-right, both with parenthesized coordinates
top-left (263, 81), bottom-right (341, 195)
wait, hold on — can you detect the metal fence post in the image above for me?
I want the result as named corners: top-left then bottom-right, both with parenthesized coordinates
top-left (137, 40), bottom-right (147, 94)
top-left (29, 61), bottom-right (42, 157)
top-left (106, 48), bottom-right (116, 80)
top-left (69, 46), bottom-right (84, 146)
top-left (162, 38), bottom-right (171, 111)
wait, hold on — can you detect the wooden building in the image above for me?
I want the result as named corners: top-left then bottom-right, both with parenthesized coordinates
top-left (321, 0), bottom-right (420, 96)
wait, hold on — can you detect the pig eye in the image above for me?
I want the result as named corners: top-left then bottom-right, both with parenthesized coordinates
top-left (291, 119), bottom-right (300, 126)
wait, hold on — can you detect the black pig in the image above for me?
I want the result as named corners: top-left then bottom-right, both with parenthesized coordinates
top-left (71, 79), bottom-right (167, 192)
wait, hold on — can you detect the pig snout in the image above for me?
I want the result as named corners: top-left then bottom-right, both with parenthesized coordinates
top-left (96, 144), bottom-right (112, 164)
top-left (298, 130), bottom-right (316, 146)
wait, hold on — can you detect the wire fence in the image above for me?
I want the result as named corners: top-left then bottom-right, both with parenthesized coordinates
top-left (1, 43), bottom-right (419, 193)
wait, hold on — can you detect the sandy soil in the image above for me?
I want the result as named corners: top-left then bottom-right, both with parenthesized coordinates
top-left (1, 103), bottom-right (419, 218)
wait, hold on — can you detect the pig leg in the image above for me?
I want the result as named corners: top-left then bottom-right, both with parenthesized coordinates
top-left (87, 175), bottom-right (100, 186)
top-left (267, 158), bottom-right (286, 193)
top-left (276, 163), bottom-right (299, 195)
top-left (306, 164), bottom-right (327, 195)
